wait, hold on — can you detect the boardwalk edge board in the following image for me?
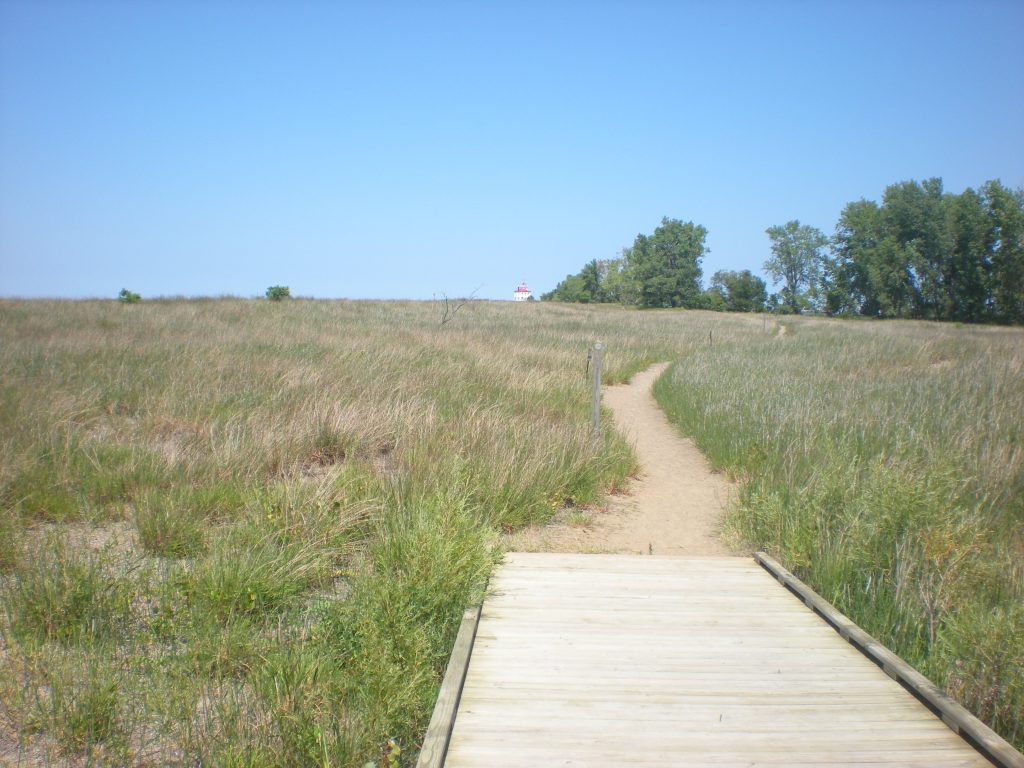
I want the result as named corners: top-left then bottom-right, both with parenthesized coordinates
top-left (415, 604), bottom-right (482, 768)
top-left (755, 551), bottom-right (1024, 768)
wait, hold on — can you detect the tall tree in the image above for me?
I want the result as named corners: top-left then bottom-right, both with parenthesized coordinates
top-left (709, 270), bottom-right (767, 312)
top-left (541, 273), bottom-right (592, 302)
top-left (629, 218), bottom-right (707, 308)
top-left (831, 200), bottom-right (881, 315)
top-left (944, 188), bottom-right (993, 322)
top-left (880, 178), bottom-right (952, 318)
top-left (984, 180), bottom-right (1024, 324)
top-left (831, 199), bottom-right (919, 317)
top-left (764, 220), bottom-right (828, 312)
top-left (600, 252), bottom-right (640, 305)
top-left (579, 259), bottom-right (604, 302)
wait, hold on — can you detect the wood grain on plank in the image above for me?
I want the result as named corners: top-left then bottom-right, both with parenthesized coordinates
top-left (439, 553), bottom-right (1008, 768)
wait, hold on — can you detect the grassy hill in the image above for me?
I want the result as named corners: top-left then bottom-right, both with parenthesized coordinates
top-left (0, 299), bottom-right (1020, 763)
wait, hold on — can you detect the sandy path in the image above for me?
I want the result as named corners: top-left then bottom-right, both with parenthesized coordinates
top-left (507, 362), bottom-right (738, 556)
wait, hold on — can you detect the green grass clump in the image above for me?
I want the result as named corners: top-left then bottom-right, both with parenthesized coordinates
top-left (0, 509), bottom-right (22, 572)
top-left (654, 317), bottom-right (1024, 750)
top-left (5, 459), bottom-right (79, 520)
top-left (188, 534), bottom-right (327, 624)
top-left (36, 649), bottom-right (129, 757)
top-left (134, 491), bottom-right (206, 557)
top-left (3, 538), bottom-right (134, 645)
top-left (319, 488), bottom-right (499, 756)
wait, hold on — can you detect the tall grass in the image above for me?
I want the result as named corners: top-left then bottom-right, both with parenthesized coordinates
top-left (0, 298), bottom-right (764, 765)
top-left (654, 317), bottom-right (1024, 749)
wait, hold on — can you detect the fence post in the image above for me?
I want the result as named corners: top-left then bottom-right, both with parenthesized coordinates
top-left (590, 341), bottom-right (602, 444)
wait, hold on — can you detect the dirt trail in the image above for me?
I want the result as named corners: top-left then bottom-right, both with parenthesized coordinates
top-left (507, 363), bottom-right (738, 556)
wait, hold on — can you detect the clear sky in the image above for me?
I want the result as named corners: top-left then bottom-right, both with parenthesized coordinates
top-left (1, 0), bottom-right (1022, 301)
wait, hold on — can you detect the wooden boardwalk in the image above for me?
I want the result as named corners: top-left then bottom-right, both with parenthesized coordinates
top-left (438, 552), bottom-right (1003, 767)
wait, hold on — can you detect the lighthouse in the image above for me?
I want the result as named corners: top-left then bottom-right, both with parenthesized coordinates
top-left (513, 282), bottom-right (532, 302)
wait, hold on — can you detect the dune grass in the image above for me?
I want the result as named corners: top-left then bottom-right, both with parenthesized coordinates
top-left (653, 317), bottom-right (1024, 750)
top-left (4, 299), bottom-right (1019, 761)
top-left (0, 298), bottom-right (761, 766)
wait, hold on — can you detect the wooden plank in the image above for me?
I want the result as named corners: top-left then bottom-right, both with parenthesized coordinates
top-left (414, 604), bottom-right (481, 768)
top-left (447, 743), bottom-right (991, 767)
top-left (439, 553), bottom-right (1014, 767)
top-left (755, 552), bottom-right (1024, 768)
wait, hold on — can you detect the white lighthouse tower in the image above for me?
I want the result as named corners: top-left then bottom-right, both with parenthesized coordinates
top-left (513, 282), bottom-right (532, 302)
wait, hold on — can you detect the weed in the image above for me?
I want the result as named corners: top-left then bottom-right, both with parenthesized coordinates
top-left (2, 644), bottom-right (133, 762)
top-left (45, 649), bottom-right (128, 756)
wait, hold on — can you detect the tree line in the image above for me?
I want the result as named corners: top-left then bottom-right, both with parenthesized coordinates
top-left (543, 178), bottom-right (1024, 324)
top-left (541, 217), bottom-right (769, 312)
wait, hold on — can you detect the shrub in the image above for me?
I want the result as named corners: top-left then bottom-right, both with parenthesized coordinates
top-left (265, 286), bottom-right (291, 301)
top-left (118, 288), bottom-right (141, 304)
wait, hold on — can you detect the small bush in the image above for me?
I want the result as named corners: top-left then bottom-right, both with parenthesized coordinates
top-left (250, 645), bottom-right (351, 762)
top-left (265, 286), bottom-right (291, 302)
top-left (118, 288), bottom-right (141, 304)
top-left (929, 602), bottom-right (1024, 747)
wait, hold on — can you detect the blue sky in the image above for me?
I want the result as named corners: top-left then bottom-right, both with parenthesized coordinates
top-left (1, 1), bottom-right (1022, 301)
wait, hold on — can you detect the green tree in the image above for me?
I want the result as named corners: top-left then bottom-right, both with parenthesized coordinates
top-left (880, 179), bottom-right (952, 318)
top-left (266, 285), bottom-right (291, 301)
top-left (598, 253), bottom-right (640, 304)
top-left (579, 260), bottom-right (604, 302)
top-left (118, 288), bottom-right (141, 304)
top-left (944, 188), bottom-right (992, 322)
top-left (541, 274), bottom-right (592, 303)
top-left (983, 180), bottom-right (1024, 323)
top-left (709, 270), bottom-right (767, 312)
top-left (703, 287), bottom-right (727, 311)
top-left (542, 259), bottom-right (613, 303)
top-left (629, 218), bottom-right (707, 308)
top-left (764, 221), bottom-right (828, 312)
top-left (829, 178), bottom-right (1024, 323)
top-left (831, 199), bottom-right (916, 317)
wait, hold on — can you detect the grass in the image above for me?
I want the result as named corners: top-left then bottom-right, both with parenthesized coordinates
top-left (2, 536), bottom-right (135, 646)
top-left (2, 299), bottom-right (1020, 760)
top-left (653, 317), bottom-right (1024, 749)
top-left (0, 298), bottom-right (755, 766)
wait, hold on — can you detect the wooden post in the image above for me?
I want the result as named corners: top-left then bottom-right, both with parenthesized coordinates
top-left (590, 341), bottom-right (602, 444)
